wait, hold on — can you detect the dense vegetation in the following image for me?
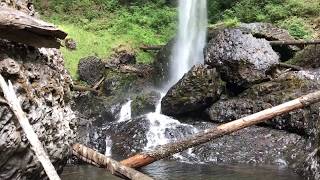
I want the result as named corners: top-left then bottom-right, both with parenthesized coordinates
top-left (34, 0), bottom-right (320, 78)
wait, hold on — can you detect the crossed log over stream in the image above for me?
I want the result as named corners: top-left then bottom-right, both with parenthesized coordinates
top-left (73, 90), bottom-right (320, 179)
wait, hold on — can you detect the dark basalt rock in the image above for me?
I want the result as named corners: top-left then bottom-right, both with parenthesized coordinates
top-left (65, 38), bottom-right (77, 50)
top-left (152, 38), bottom-right (175, 88)
top-left (288, 45), bottom-right (320, 69)
top-left (205, 29), bottom-right (279, 93)
top-left (161, 64), bottom-right (222, 117)
top-left (206, 71), bottom-right (320, 137)
top-left (240, 23), bottom-right (299, 61)
top-left (0, 40), bottom-right (76, 180)
top-left (78, 56), bottom-right (105, 85)
top-left (131, 90), bottom-right (161, 117)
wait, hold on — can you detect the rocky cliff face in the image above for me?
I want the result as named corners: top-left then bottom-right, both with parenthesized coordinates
top-left (0, 2), bottom-right (77, 179)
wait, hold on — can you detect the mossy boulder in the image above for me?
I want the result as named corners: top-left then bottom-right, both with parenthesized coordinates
top-left (288, 45), bottom-right (320, 69)
top-left (205, 29), bottom-right (279, 94)
top-left (161, 64), bottom-right (222, 117)
top-left (131, 91), bottom-right (161, 117)
top-left (78, 56), bottom-right (105, 85)
top-left (206, 71), bottom-right (320, 137)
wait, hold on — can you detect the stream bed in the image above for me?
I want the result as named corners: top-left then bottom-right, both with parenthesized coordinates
top-left (62, 161), bottom-right (304, 180)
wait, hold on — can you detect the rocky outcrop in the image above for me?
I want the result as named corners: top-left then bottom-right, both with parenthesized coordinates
top-left (288, 45), bottom-right (320, 68)
top-left (240, 23), bottom-right (298, 61)
top-left (161, 65), bottom-right (222, 116)
top-left (152, 39), bottom-right (175, 87)
top-left (0, 40), bottom-right (76, 179)
top-left (131, 90), bottom-right (161, 117)
top-left (205, 29), bottom-right (279, 93)
top-left (207, 71), bottom-right (320, 137)
top-left (78, 56), bottom-right (105, 85)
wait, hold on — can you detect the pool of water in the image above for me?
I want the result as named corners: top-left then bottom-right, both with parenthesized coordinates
top-left (61, 160), bottom-right (304, 180)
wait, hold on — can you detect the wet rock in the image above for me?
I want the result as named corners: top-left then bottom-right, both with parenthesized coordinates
top-left (162, 65), bottom-right (222, 117)
top-left (131, 90), bottom-right (161, 117)
top-left (65, 38), bottom-right (77, 50)
top-left (71, 92), bottom-right (124, 125)
top-left (78, 56), bottom-right (105, 85)
top-left (206, 71), bottom-right (320, 137)
top-left (205, 29), bottom-right (279, 93)
top-left (0, 40), bottom-right (76, 180)
top-left (192, 123), bottom-right (309, 169)
top-left (152, 38), bottom-right (175, 87)
top-left (288, 45), bottom-right (320, 69)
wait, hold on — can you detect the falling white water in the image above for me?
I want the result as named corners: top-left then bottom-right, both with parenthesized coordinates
top-left (117, 100), bottom-right (132, 122)
top-left (169, 0), bottom-right (207, 86)
top-left (144, 94), bottom-right (198, 151)
top-left (104, 136), bottom-right (112, 156)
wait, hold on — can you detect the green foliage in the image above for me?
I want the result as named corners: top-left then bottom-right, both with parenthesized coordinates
top-left (34, 0), bottom-right (176, 79)
top-left (208, 0), bottom-right (318, 38)
top-left (279, 17), bottom-right (313, 39)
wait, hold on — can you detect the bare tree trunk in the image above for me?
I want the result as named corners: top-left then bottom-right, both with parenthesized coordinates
top-left (72, 85), bottom-right (99, 94)
top-left (269, 40), bottom-right (320, 46)
top-left (0, 75), bottom-right (61, 180)
top-left (121, 90), bottom-right (320, 168)
top-left (72, 144), bottom-right (153, 180)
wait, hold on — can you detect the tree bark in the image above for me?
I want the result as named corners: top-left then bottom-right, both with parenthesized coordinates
top-left (0, 75), bottom-right (61, 180)
top-left (140, 45), bottom-right (163, 51)
top-left (72, 143), bottom-right (154, 180)
top-left (269, 40), bottom-right (320, 46)
top-left (121, 90), bottom-right (320, 168)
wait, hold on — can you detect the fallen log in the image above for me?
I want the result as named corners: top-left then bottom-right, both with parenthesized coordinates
top-left (278, 62), bottom-right (303, 71)
top-left (269, 40), bottom-right (320, 46)
top-left (140, 45), bottom-right (163, 51)
top-left (139, 39), bottom-right (320, 52)
top-left (72, 85), bottom-right (99, 94)
top-left (0, 75), bottom-right (61, 180)
top-left (72, 143), bottom-right (153, 180)
top-left (0, 7), bottom-right (67, 48)
top-left (121, 90), bottom-right (320, 168)
top-left (92, 77), bottom-right (105, 90)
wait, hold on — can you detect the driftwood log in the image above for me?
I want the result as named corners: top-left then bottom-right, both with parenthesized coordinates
top-left (72, 85), bottom-right (99, 94)
top-left (0, 75), bottom-right (61, 180)
top-left (0, 7), bottom-right (67, 48)
top-left (72, 144), bottom-right (153, 180)
top-left (120, 90), bottom-right (320, 168)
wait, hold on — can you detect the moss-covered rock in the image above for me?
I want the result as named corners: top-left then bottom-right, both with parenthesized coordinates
top-left (288, 45), bottom-right (320, 68)
top-left (131, 91), bottom-right (161, 117)
top-left (161, 64), bottom-right (222, 117)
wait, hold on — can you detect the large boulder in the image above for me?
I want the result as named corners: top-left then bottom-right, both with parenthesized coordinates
top-left (288, 45), bottom-right (320, 69)
top-left (206, 71), bottom-right (320, 137)
top-left (240, 23), bottom-right (298, 61)
top-left (205, 29), bottom-right (279, 93)
top-left (161, 64), bottom-right (222, 117)
top-left (78, 56), bottom-right (105, 85)
top-left (0, 40), bottom-right (76, 179)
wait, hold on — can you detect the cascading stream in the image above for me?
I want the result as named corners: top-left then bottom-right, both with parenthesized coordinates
top-left (105, 0), bottom-right (207, 161)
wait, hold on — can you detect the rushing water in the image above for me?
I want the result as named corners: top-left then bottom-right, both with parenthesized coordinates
top-left (168, 0), bottom-right (207, 87)
top-left (117, 100), bottom-right (132, 122)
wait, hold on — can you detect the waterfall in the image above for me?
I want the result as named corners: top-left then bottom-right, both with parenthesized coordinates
top-left (168, 0), bottom-right (207, 87)
top-left (118, 100), bottom-right (132, 122)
